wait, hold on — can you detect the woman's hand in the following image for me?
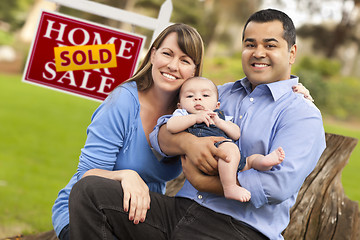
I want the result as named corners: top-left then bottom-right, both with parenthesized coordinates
top-left (120, 170), bottom-right (151, 224)
top-left (292, 83), bottom-right (314, 102)
top-left (82, 168), bottom-right (150, 224)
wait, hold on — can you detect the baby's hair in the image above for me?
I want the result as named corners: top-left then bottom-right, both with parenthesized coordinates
top-left (180, 76), bottom-right (219, 100)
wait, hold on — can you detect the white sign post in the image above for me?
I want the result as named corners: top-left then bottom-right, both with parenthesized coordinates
top-left (47, 0), bottom-right (173, 44)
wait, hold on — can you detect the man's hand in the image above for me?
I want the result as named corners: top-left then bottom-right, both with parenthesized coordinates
top-left (181, 155), bottom-right (224, 195)
top-left (183, 136), bottom-right (229, 175)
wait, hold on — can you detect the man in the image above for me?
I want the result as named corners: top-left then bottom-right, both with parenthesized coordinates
top-left (152, 9), bottom-right (326, 239)
top-left (69, 9), bottom-right (326, 240)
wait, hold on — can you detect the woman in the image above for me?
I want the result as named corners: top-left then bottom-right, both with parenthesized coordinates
top-left (52, 23), bottom-right (205, 240)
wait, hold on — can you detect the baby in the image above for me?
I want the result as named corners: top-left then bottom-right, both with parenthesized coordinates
top-left (167, 77), bottom-right (285, 202)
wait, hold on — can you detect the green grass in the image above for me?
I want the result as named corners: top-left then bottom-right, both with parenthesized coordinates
top-left (0, 74), bottom-right (359, 236)
top-left (0, 74), bottom-right (99, 236)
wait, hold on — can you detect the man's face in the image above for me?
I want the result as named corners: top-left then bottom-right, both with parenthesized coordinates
top-left (242, 20), bottom-right (297, 90)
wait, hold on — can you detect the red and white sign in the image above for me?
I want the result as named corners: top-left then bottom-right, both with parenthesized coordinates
top-left (23, 11), bottom-right (146, 101)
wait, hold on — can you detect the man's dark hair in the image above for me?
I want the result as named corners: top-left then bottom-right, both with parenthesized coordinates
top-left (242, 9), bottom-right (296, 50)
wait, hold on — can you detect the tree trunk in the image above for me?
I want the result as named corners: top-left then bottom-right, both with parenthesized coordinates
top-left (282, 133), bottom-right (359, 240)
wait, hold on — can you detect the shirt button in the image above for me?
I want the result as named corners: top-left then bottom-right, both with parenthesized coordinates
top-left (249, 97), bottom-right (254, 102)
top-left (197, 194), bottom-right (203, 200)
top-left (239, 115), bottom-right (243, 119)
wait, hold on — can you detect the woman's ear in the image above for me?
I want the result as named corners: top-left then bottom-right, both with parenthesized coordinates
top-left (150, 47), bottom-right (156, 64)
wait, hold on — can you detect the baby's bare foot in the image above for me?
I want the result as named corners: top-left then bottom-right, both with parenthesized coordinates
top-left (223, 185), bottom-right (251, 202)
top-left (263, 147), bottom-right (285, 167)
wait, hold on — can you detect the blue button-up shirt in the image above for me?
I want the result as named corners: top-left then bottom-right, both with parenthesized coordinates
top-left (150, 76), bottom-right (326, 240)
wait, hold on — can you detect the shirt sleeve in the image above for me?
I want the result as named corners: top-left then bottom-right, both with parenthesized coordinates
top-left (171, 108), bottom-right (189, 117)
top-left (149, 114), bottom-right (173, 158)
top-left (76, 87), bottom-right (137, 180)
top-left (238, 103), bottom-right (326, 208)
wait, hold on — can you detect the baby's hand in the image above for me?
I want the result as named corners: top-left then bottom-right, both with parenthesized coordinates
top-left (208, 111), bottom-right (221, 125)
top-left (195, 110), bottom-right (214, 126)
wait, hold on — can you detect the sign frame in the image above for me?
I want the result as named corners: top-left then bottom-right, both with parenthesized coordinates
top-left (22, 10), bottom-right (146, 101)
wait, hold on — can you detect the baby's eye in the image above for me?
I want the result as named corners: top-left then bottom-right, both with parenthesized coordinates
top-left (203, 94), bottom-right (210, 97)
top-left (186, 95), bottom-right (193, 98)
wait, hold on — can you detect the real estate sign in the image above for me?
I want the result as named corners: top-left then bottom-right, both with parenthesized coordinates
top-left (23, 11), bottom-right (146, 101)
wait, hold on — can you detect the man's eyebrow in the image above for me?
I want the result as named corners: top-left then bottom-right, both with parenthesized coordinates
top-left (264, 38), bottom-right (279, 43)
top-left (244, 38), bottom-right (255, 42)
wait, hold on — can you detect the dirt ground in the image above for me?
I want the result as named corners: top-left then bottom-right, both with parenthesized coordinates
top-left (0, 58), bottom-right (24, 75)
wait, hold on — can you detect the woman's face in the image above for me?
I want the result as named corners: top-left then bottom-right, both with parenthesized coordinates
top-left (151, 32), bottom-right (196, 94)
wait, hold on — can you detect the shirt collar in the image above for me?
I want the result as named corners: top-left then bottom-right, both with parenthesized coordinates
top-left (230, 75), bottom-right (299, 101)
top-left (266, 75), bottom-right (299, 101)
top-left (231, 78), bottom-right (252, 95)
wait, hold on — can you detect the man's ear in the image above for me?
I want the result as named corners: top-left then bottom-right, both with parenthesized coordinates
top-left (289, 44), bottom-right (297, 65)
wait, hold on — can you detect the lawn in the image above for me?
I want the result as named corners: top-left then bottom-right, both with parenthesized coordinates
top-left (0, 74), bottom-right (359, 237)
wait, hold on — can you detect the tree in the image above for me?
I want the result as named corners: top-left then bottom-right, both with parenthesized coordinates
top-left (285, 0), bottom-right (360, 58)
top-left (0, 0), bottom-right (34, 31)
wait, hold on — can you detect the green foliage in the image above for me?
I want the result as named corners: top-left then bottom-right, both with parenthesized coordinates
top-left (0, 30), bottom-right (15, 45)
top-left (293, 56), bottom-right (360, 120)
top-left (203, 53), bottom-right (243, 85)
top-left (0, 0), bottom-right (34, 31)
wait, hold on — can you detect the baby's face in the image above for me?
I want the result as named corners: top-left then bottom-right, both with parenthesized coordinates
top-left (178, 78), bottom-right (219, 114)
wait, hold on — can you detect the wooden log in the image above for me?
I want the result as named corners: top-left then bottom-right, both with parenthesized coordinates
top-left (282, 133), bottom-right (359, 240)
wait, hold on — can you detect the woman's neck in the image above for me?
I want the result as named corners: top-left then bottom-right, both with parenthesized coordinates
top-left (138, 87), bottom-right (177, 116)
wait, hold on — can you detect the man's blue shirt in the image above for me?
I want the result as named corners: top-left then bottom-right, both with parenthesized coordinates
top-left (150, 76), bottom-right (326, 240)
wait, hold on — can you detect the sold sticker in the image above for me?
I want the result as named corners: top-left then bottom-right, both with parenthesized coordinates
top-left (54, 44), bottom-right (117, 72)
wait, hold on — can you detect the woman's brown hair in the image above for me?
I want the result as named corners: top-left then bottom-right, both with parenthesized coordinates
top-left (126, 23), bottom-right (204, 91)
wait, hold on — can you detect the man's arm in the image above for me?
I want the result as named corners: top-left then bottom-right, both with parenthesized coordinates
top-left (237, 107), bottom-right (326, 208)
top-left (181, 155), bottom-right (224, 195)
